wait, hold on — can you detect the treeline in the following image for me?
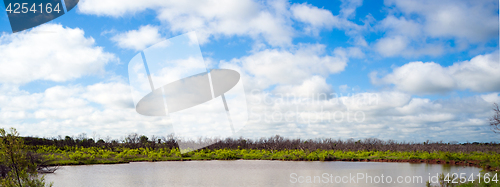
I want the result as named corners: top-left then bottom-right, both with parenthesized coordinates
top-left (22, 134), bottom-right (500, 153)
top-left (23, 133), bottom-right (178, 149)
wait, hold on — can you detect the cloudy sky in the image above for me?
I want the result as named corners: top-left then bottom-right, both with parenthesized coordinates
top-left (0, 0), bottom-right (499, 142)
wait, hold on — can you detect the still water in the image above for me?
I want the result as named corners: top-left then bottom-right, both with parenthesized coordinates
top-left (44, 160), bottom-right (482, 187)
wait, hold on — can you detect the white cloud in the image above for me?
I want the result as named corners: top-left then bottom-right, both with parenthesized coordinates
top-left (377, 16), bottom-right (421, 38)
top-left (290, 3), bottom-right (337, 35)
top-left (0, 24), bottom-right (116, 84)
top-left (2, 0), bottom-right (497, 143)
top-left (339, 0), bottom-right (363, 19)
top-left (78, 0), bottom-right (159, 17)
top-left (339, 85), bottom-right (350, 93)
top-left (79, 0), bottom-right (371, 47)
top-left (41, 86), bottom-right (88, 109)
top-left (450, 52), bottom-right (500, 92)
top-left (372, 61), bottom-right (456, 94)
top-left (273, 76), bottom-right (333, 96)
top-left (374, 35), bottom-right (445, 57)
top-left (79, 0), bottom-right (295, 46)
top-left (82, 82), bottom-right (134, 108)
top-left (0, 86), bottom-right (41, 111)
top-left (374, 36), bottom-right (407, 57)
top-left (290, 1), bottom-right (368, 44)
top-left (385, 0), bottom-right (499, 42)
top-left (111, 25), bottom-right (164, 51)
top-left (371, 51), bottom-right (500, 94)
top-left (221, 44), bottom-right (348, 90)
top-left (374, 0), bottom-right (499, 57)
top-left (0, 80), bottom-right (167, 138)
top-left (152, 0), bottom-right (294, 46)
top-left (337, 47), bottom-right (365, 59)
top-left (243, 89), bottom-right (498, 142)
top-left (481, 93), bottom-right (500, 104)
top-left (0, 80), bottom-right (498, 142)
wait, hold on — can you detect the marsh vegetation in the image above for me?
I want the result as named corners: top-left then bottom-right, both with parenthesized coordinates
top-left (19, 133), bottom-right (500, 171)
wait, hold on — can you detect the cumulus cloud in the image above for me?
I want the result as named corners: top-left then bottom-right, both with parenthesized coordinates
top-left (374, 35), bottom-right (445, 57)
top-left (79, 0), bottom-right (295, 46)
top-left (377, 16), bottom-right (422, 38)
top-left (0, 24), bottom-right (116, 84)
top-left (2, 0), bottom-right (497, 143)
top-left (82, 82), bottom-right (135, 108)
top-left (243, 88), bottom-right (498, 142)
top-left (374, 36), bottom-right (408, 57)
top-left (273, 76), bottom-right (333, 96)
top-left (371, 51), bottom-right (500, 94)
top-left (291, 1), bottom-right (369, 45)
top-left (0, 80), bottom-right (165, 138)
top-left (221, 44), bottom-right (349, 90)
top-left (290, 1), bottom-right (368, 39)
top-left (374, 0), bottom-right (499, 57)
top-left (78, 0), bottom-right (371, 47)
top-left (0, 80), bottom-right (498, 142)
top-left (385, 0), bottom-right (499, 42)
top-left (111, 25), bottom-right (165, 51)
top-left (290, 3), bottom-right (337, 35)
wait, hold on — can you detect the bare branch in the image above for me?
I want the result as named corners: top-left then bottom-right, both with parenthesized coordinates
top-left (490, 103), bottom-right (500, 133)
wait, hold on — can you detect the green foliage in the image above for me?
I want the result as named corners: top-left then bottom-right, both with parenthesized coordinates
top-left (3, 132), bottom-right (499, 173)
top-left (0, 128), bottom-right (52, 187)
top-left (24, 144), bottom-right (500, 172)
top-left (214, 149), bottom-right (237, 160)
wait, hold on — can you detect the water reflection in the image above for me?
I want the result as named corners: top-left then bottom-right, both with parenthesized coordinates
top-left (44, 161), bottom-right (482, 187)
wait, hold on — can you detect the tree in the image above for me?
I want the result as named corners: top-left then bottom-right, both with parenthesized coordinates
top-left (0, 128), bottom-right (52, 187)
top-left (139, 135), bottom-right (149, 144)
top-left (491, 103), bottom-right (500, 133)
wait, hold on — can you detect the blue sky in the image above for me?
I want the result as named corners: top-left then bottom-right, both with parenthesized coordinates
top-left (0, 0), bottom-right (499, 142)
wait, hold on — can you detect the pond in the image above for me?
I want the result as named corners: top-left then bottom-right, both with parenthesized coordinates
top-left (44, 160), bottom-right (483, 187)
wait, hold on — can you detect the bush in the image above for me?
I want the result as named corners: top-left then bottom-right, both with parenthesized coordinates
top-left (0, 128), bottom-right (52, 187)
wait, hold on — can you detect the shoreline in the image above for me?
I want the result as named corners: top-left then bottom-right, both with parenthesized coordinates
top-left (33, 145), bottom-right (500, 172)
top-left (44, 158), bottom-right (497, 172)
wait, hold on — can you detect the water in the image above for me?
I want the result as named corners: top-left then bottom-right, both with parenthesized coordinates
top-left (44, 160), bottom-right (483, 187)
